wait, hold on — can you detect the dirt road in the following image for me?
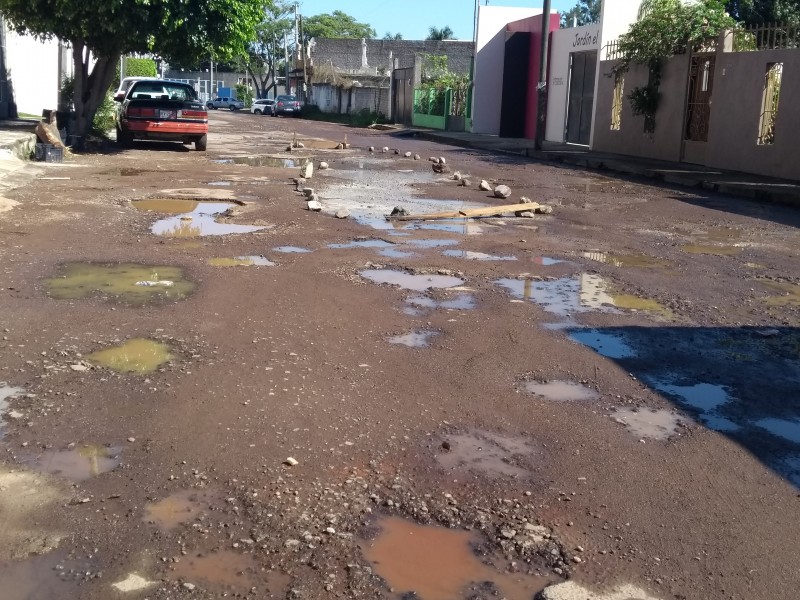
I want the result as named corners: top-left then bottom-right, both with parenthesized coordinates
top-left (1, 110), bottom-right (799, 600)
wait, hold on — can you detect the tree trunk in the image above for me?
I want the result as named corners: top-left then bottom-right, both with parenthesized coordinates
top-left (246, 64), bottom-right (263, 99)
top-left (71, 41), bottom-right (120, 143)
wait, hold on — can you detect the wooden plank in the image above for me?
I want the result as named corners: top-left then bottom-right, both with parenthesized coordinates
top-left (388, 202), bottom-right (539, 221)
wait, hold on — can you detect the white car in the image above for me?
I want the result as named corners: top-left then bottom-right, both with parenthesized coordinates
top-left (250, 98), bottom-right (275, 115)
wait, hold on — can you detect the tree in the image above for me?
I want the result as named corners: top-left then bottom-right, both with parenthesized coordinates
top-left (303, 11), bottom-right (375, 41)
top-left (383, 32), bottom-right (404, 40)
top-left (0, 0), bottom-right (267, 141)
top-left (560, 0), bottom-right (601, 28)
top-left (427, 26), bottom-right (455, 40)
top-left (724, 0), bottom-right (800, 25)
top-left (242, 1), bottom-right (294, 99)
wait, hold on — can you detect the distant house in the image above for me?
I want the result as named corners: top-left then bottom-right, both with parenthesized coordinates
top-left (307, 38), bottom-right (474, 118)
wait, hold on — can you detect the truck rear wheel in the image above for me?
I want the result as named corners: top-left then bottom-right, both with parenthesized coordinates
top-left (195, 135), bottom-right (207, 151)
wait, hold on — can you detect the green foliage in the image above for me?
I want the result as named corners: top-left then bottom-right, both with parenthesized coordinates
top-left (418, 55), bottom-right (470, 117)
top-left (383, 32), bottom-right (403, 40)
top-left (303, 11), bottom-right (375, 40)
top-left (725, 0), bottom-right (800, 26)
top-left (245, 1), bottom-right (294, 99)
top-left (112, 57), bottom-right (157, 89)
top-left (560, 0), bottom-right (601, 28)
top-left (427, 26), bottom-right (455, 40)
top-left (92, 92), bottom-right (117, 134)
top-left (234, 83), bottom-right (253, 108)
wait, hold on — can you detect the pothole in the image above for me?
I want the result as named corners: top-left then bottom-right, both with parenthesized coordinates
top-left (362, 516), bottom-right (553, 600)
top-left (648, 380), bottom-right (739, 433)
top-left (151, 202), bottom-right (265, 237)
top-left (568, 329), bottom-right (637, 359)
top-left (387, 330), bottom-right (439, 348)
top-left (759, 280), bottom-right (800, 307)
top-left (165, 550), bottom-right (261, 592)
top-left (132, 198), bottom-right (200, 214)
top-left (443, 249), bottom-right (517, 261)
top-left (611, 407), bottom-right (683, 440)
top-left (362, 270), bottom-right (465, 292)
top-left (532, 257), bottom-right (566, 266)
top-left (1, 382), bottom-right (25, 437)
top-left (44, 263), bottom-right (195, 306)
top-left (144, 489), bottom-right (216, 530)
top-left (581, 250), bottom-right (671, 269)
top-left (522, 380), bottom-right (600, 402)
top-left (207, 256), bottom-right (275, 267)
top-left (25, 445), bottom-right (122, 481)
top-left (329, 239), bottom-right (394, 250)
top-left (754, 418), bottom-right (800, 443)
top-left (273, 246), bottom-right (312, 253)
top-left (404, 293), bottom-right (477, 315)
top-left (436, 430), bottom-right (539, 479)
top-left (86, 338), bottom-right (173, 373)
top-left (215, 155), bottom-right (307, 168)
top-left (0, 550), bottom-right (92, 599)
top-left (681, 244), bottom-right (742, 256)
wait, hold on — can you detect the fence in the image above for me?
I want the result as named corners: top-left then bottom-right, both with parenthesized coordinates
top-left (734, 23), bottom-right (800, 51)
top-left (411, 86), bottom-right (473, 130)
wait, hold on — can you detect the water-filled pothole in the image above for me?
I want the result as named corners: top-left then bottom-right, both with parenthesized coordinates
top-left (166, 550), bottom-right (259, 592)
top-left (362, 270), bottom-right (464, 292)
top-left (363, 517), bottom-right (553, 600)
top-left (648, 380), bottom-right (739, 432)
top-left (581, 250), bottom-right (671, 269)
top-left (681, 244), bottom-right (742, 256)
top-left (755, 418), bottom-right (800, 443)
top-left (208, 256), bottom-right (275, 267)
top-left (759, 280), bottom-right (800, 307)
top-left (404, 293), bottom-right (476, 315)
top-left (133, 198), bottom-right (200, 214)
top-left (436, 430), bottom-right (538, 479)
top-left (388, 330), bottom-right (439, 348)
top-left (568, 329), bottom-right (637, 359)
top-left (0, 550), bottom-right (90, 600)
top-left (612, 407), bottom-right (683, 440)
top-left (26, 445), bottom-right (122, 481)
top-left (273, 246), bottom-right (312, 253)
top-left (0, 382), bottom-right (24, 438)
top-left (144, 490), bottom-right (216, 530)
top-left (329, 239), bottom-right (394, 250)
top-left (215, 155), bottom-right (304, 168)
top-left (151, 202), bottom-right (265, 237)
top-left (380, 248), bottom-right (418, 259)
top-left (87, 338), bottom-right (172, 373)
top-left (44, 263), bottom-right (195, 306)
top-left (523, 380), bottom-right (600, 402)
top-left (443, 249), bottom-right (517, 261)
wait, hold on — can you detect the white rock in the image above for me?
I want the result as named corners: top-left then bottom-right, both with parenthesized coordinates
top-left (302, 187), bottom-right (315, 198)
top-left (479, 180), bottom-right (491, 191)
top-left (285, 457), bottom-right (299, 466)
top-left (111, 573), bottom-right (157, 592)
top-left (382, 146), bottom-right (389, 153)
top-left (452, 172), bottom-right (462, 181)
top-left (438, 156), bottom-right (447, 165)
top-left (335, 210), bottom-right (350, 219)
top-left (306, 200), bottom-right (322, 212)
top-left (494, 185), bottom-right (512, 199)
top-left (300, 162), bottom-right (314, 179)
top-left (404, 151), bottom-right (412, 158)
top-left (183, 582), bottom-right (196, 591)
top-left (413, 154), bottom-right (420, 160)
top-left (70, 364), bottom-right (89, 372)
top-left (536, 204), bottom-right (554, 214)
top-left (500, 528), bottom-right (517, 539)
top-left (319, 161), bottom-right (329, 170)
top-left (368, 146), bottom-right (375, 152)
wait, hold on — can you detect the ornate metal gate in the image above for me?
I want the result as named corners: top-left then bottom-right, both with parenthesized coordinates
top-left (684, 55), bottom-right (715, 142)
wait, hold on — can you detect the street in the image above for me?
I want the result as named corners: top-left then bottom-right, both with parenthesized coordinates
top-left (1, 110), bottom-right (799, 600)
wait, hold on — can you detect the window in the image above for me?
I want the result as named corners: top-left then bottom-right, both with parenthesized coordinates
top-left (758, 62), bottom-right (783, 145)
top-left (611, 73), bottom-right (624, 131)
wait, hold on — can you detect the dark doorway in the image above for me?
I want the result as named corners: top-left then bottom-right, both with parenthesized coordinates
top-left (499, 32), bottom-right (530, 138)
top-left (392, 67), bottom-right (414, 126)
top-left (565, 51), bottom-right (597, 145)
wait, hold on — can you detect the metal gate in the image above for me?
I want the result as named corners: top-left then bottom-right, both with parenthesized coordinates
top-left (684, 55), bottom-right (715, 142)
top-left (565, 51), bottom-right (597, 145)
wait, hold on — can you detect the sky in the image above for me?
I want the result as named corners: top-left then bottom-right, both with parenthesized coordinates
top-left (297, 1), bottom-right (576, 41)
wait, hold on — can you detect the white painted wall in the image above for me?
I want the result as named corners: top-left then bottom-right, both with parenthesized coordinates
top-left (598, 0), bottom-right (642, 59)
top-left (472, 5), bottom-right (542, 135)
top-left (4, 30), bottom-right (68, 115)
top-left (545, 24), bottom-right (601, 143)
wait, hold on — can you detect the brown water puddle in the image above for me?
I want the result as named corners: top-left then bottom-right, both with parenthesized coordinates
top-left (581, 250), bottom-right (671, 269)
top-left (759, 280), bottom-right (800, 306)
top-left (133, 199), bottom-right (200, 214)
top-left (0, 551), bottom-right (90, 600)
top-left (44, 263), bottom-right (195, 306)
top-left (362, 517), bottom-right (552, 600)
top-left (28, 445), bottom-right (121, 481)
top-left (158, 188), bottom-right (239, 201)
top-left (681, 244), bottom-right (741, 256)
top-left (143, 490), bottom-right (216, 530)
top-left (87, 338), bottom-right (172, 373)
top-left (167, 550), bottom-right (259, 591)
top-left (208, 256), bottom-right (275, 267)
top-left (436, 430), bottom-right (538, 479)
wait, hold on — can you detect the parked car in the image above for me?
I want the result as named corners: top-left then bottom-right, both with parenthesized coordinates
top-left (251, 98), bottom-right (275, 115)
top-left (207, 96), bottom-right (244, 111)
top-left (272, 95), bottom-right (301, 117)
top-left (115, 80), bottom-right (208, 151)
top-left (114, 77), bottom-right (161, 101)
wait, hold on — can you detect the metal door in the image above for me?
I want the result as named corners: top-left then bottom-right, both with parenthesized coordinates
top-left (565, 51), bottom-right (597, 145)
top-left (684, 55), bottom-right (715, 142)
top-left (499, 32), bottom-right (531, 138)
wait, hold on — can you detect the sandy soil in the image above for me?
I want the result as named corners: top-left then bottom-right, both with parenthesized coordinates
top-left (0, 110), bottom-right (799, 600)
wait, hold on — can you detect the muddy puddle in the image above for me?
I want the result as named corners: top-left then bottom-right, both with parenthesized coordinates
top-left (612, 407), bottom-right (683, 440)
top-left (523, 380), bottom-right (600, 402)
top-left (404, 293), bottom-right (477, 315)
top-left (214, 155), bottom-right (305, 168)
top-left (581, 250), bottom-right (671, 269)
top-left (87, 338), bottom-right (172, 373)
top-left (388, 330), bottom-right (439, 348)
top-left (497, 275), bottom-right (668, 318)
top-left (329, 239), bottom-right (394, 250)
top-left (0, 551), bottom-right (90, 600)
top-left (166, 550), bottom-right (265, 593)
top-left (208, 256), bottom-right (275, 267)
top-left (26, 444), bottom-right (122, 481)
top-left (150, 202), bottom-right (265, 237)
top-left (362, 270), bottom-right (464, 292)
top-left (380, 247), bottom-right (418, 259)
top-left (273, 246), bottom-right (312, 253)
top-left (532, 257), bottom-right (566, 266)
top-left (443, 249), bottom-right (517, 261)
top-left (759, 280), bottom-right (800, 307)
top-left (681, 244), bottom-right (742, 256)
top-left (0, 382), bottom-right (24, 437)
top-left (132, 198), bottom-right (200, 214)
top-left (144, 489), bottom-right (216, 530)
top-left (44, 263), bottom-right (195, 305)
top-left (437, 430), bottom-right (538, 479)
top-left (362, 517), bottom-right (552, 600)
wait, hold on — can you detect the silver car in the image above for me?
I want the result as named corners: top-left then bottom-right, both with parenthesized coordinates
top-left (250, 98), bottom-right (275, 115)
top-left (207, 97), bottom-right (244, 111)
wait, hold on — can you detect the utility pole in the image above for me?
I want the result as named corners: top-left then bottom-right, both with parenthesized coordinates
top-left (210, 57), bottom-right (215, 101)
top-left (300, 15), bottom-right (308, 103)
top-left (534, 0), bottom-right (551, 151)
top-left (284, 32), bottom-right (290, 94)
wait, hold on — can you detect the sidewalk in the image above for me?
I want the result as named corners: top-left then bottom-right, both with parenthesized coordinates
top-left (408, 129), bottom-right (800, 207)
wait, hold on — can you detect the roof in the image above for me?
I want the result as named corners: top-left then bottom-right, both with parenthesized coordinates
top-left (309, 38), bottom-right (474, 76)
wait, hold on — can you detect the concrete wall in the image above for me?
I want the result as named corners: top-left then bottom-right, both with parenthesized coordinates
top-left (4, 29), bottom-right (68, 116)
top-left (311, 83), bottom-right (389, 116)
top-left (598, 0), bottom-right (643, 60)
top-left (546, 23), bottom-right (601, 143)
top-left (593, 54), bottom-right (689, 163)
top-left (472, 5), bottom-right (542, 135)
top-left (705, 49), bottom-right (800, 180)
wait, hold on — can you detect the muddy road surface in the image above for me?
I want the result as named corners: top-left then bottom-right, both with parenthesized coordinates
top-left (1, 111), bottom-right (799, 600)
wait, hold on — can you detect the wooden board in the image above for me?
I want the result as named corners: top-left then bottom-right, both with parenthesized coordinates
top-left (388, 202), bottom-right (539, 221)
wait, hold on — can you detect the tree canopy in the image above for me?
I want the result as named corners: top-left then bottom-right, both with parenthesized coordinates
top-left (427, 26), bottom-right (455, 40)
top-left (724, 0), bottom-right (800, 25)
top-left (561, 0), bottom-right (601, 28)
top-left (303, 10), bottom-right (375, 41)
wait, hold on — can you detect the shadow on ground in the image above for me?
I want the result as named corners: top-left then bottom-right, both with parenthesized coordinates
top-left (567, 325), bottom-right (800, 487)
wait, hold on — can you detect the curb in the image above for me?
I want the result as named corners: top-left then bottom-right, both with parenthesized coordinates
top-left (412, 130), bottom-right (800, 209)
top-left (0, 132), bottom-right (37, 161)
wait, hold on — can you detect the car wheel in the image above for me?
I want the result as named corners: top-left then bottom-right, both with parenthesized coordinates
top-left (254, 109), bottom-right (261, 115)
top-left (229, 105), bottom-right (236, 111)
top-left (116, 126), bottom-right (133, 147)
top-left (195, 134), bottom-right (208, 152)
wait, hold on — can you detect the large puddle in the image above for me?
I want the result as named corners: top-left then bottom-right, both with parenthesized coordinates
top-left (208, 256), bottom-right (275, 267)
top-left (443, 249), bottom-right (517, 261)
top-left (523, 380), bottom-right (600, 402)
top-left (27, 445), bottom-right (122, 481)
top-left (362, 517), bottom-right (552, 600)
top-left (150, 202), bottom-right (265, 237)
top-left (581, 250), bottom-right (671, 269)
top-left (215, 155), bottom-right (305, 168)
top-left (362, 270), bottom-right (464, 292)
top-left (273, 246), bottom-right (312, 254)
top-left (404, 293), bottom-right (477, 315)
top-left (568, 330), bottom-right (637, 359)
top-left (44, 263), bottom-right (195, 305)
top-left (0, 551), bottom-right (88, 600)
top-left (167, 550), bottom-right (259, 592)
top-left (612, 407), bottom-right (683, 440)
top-left (436, 430), bottom-right (538, 479)
top-left (87, 338), bottom-right (172, 373)
top-left (388, 330), bottom-right (439, 348)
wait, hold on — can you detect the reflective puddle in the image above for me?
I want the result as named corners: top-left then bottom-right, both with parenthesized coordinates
top-left (215, 156), bottom-right (302, 168)
top-left (362, 517), bottom-right (552, 600)
top-left (568, 329), bottom-right (637, 359)
top-left (404, 293), bottom-right (477, 315)
top-left (755, 418), bottom-right (800, 443)
top-left (523, 380), bottom-right (600, 402)
top-left (612, 407), bottom-right (683, 440)
top-left (362, 270), bottom-right (464, 292)
top-left (151, 202), bottom-right (265, 237)
top-left (144, 490), bottom-right (215, 530)
top-left (208, 256), bottom-right (275, 267)
top-left (436, 430), bottom-right (537, 479)
top-left (404, 239), bottom-right (459, 248)
top-left (532, 257), bottom-right (565, 266)
top-left (133, 198), bottom-right (200, 214)
top-left (329, 239), bottom-right (394, 249)
top-left (273, 246), bottom-right (312, 253)
top-left (417, 221), bottom-right (487, 235)
top-left (44, 263), bottom-right (195, 305)
top-left (380, 248), bottom-right (418, 259)
top-left (443, 249), bottom-right (517, 261)
top-left (167, 550), bottom-right (257, 591)
top-left (208, 180), bottom-right (232, 186)
top-left (388, 330), bottom-right (439, 348)
top-left (649, 381), bottom-right (739, 432)
top-left (0, 382), bottom-right (24, 438)
top-left (28, 445), bottom-right (121, 481)
top-left (581, 250), bottom-right (671, 269)
top-left (87, 338), bottom-right (172, 373)
top-left (681, 244), bottom-right (742, 256)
